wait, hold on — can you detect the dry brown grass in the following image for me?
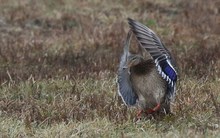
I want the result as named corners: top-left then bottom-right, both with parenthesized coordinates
top-left (0, 0), bottom-right (220, 137)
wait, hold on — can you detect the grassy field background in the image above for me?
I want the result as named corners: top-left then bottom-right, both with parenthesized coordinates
top-left (0, 0), bottom-right (220, 137)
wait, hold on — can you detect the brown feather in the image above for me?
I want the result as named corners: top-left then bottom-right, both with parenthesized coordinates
top-left (130, 59), bottom-right (154, 75)
top-left (129, 58), bottom-right (170, 113)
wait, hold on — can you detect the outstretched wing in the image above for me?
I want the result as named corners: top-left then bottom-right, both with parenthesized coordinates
top-left (117, 30), bottom-right (138, 106)
top-left (128, 18), bottom-right (177, 99)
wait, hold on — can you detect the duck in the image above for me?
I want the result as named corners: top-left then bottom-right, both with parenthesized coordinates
top-left (117, 18), bottom-right (177, 118)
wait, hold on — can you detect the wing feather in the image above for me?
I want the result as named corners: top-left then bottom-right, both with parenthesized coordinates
top-left (117, 30), bottom-right (138, 106)
top-left (128, 18), bottom-right (178, 100)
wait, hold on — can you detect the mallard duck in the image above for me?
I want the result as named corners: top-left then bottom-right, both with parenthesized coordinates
top-left (117, 18), bottom-right (177, 117)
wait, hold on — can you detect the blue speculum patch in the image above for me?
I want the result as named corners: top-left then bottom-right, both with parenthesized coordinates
top-left (160, 60), bottom-right (177, 82)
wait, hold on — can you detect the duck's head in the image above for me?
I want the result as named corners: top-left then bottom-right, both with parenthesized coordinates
top-left (126, 54), bottom-right (144, 68)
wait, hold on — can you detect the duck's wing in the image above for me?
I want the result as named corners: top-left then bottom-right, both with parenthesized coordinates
top-left (117, 30), bottom-right (138, 106)
top-left (128, 18), bottom-right (177, 100)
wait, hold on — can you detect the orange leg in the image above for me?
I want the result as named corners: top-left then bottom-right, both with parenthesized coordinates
top-left (137, 110), bottom-right (143, 118)
top-left (146, 103), bottom-right (161, 114)
top-left (136, 104), bottom-right (161, 119)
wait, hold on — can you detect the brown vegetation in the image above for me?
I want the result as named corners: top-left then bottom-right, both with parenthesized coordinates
top-left (0, 0), bottom-right (220, 137)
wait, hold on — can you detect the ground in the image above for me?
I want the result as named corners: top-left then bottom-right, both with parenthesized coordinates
top-left (0, 0), bottom-right (220, 137)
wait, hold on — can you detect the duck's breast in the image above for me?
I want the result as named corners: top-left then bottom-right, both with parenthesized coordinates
top-left (130, 59), bottom-right (167, 109)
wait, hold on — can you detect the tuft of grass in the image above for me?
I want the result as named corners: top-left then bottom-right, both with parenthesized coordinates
top-left (1, 76), bottom-right (220, 137)
top-left (146, 19), bottom-right (157, 28)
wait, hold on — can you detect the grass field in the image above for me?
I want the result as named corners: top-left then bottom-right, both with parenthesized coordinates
top-left (0, 0), bottom-right (220, 137)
